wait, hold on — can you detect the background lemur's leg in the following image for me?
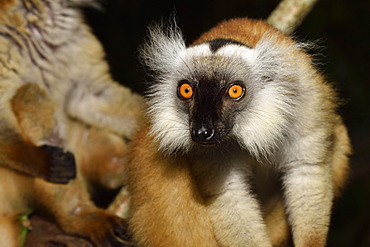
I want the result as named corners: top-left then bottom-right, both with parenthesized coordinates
top-left (10, 83), bottom-right (57, 145)
top-left (0, 129), bottom-right (76, 184)
top-left (33, 178), bottom-right (131, 247)
top-left (0, 83), bottom-right (76, 184)
top-left (283, 163), bottom-right (333, 247)
top-left (68, 125), bottom-right (129, 191)
top-left (67, 123), bottom-right (130, 208)
top-left (66, 81), bottom-right (143, 139)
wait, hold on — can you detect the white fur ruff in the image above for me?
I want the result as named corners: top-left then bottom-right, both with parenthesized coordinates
top-left (141, 23), bottom-right (311, 159)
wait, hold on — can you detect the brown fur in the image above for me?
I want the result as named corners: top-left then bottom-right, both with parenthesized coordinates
top-left (192, 18), bottom-right (292, 48)
top-left (128, 127), bottom-right (218, 247)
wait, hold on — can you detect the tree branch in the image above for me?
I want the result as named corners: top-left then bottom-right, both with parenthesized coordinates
top-left (267, 0), bottom-right (319, 35)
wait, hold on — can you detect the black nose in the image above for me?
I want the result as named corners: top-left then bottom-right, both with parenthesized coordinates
top-left (192, 125), bottom-right (215, 144)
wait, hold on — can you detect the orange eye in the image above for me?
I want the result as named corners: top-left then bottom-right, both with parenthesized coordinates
top-left (228, 84), bottom-right (244, 100)
top-left (178, 82), bottom-right (193, 99)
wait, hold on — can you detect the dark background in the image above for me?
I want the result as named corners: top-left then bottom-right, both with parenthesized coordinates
top-left (84, 0), bottom-right (370, 246)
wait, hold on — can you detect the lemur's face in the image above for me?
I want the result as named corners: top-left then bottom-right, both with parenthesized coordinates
top-left (144, 27), bottom-right (298, 156)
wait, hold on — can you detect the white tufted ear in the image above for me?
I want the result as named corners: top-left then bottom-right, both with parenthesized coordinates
top-left (139, 20), bottom-right (186, 81)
